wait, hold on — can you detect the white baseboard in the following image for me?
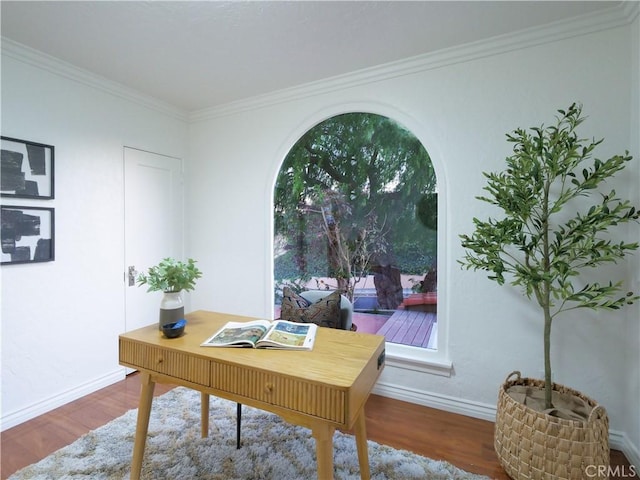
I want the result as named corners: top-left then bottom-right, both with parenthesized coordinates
top-left (373, 381), bottom-right (639, 468)
top-left (616, 433), bottom-right (640, 472)
top-left (373, 380), bottom-right (497, 422)
top-left (1, 368), bottom-right (126, 431)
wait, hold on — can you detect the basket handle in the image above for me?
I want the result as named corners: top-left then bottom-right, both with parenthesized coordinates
top-left (588, 405), bottom-right (606, 423)
top-left (504, 371), bottom-right (521, 384)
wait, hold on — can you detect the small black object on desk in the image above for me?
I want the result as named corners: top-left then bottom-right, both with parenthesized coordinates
top-left (162, 319), bottom-right (186, 338)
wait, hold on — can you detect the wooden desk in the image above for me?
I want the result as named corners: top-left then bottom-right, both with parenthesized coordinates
top-left (119, 310), bottom-right (386, 480)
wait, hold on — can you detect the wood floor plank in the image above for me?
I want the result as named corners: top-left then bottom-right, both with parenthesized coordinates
top-left (1, 373), bottom-right (636, 479)
top-left (362, 394), bottom-right (510, 478)
top-left (1, 375), bottom-right (175, 479)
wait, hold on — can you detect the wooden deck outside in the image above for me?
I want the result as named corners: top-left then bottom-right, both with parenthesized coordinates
top-left (376, 309), bottom-right (436, 348)
top-left (275, 302), bottom-right (438, 348)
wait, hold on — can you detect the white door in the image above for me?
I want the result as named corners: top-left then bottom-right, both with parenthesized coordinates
top-left (124, 147), bottom-right (183, 332)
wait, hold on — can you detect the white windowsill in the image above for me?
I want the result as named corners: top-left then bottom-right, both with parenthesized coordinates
top-left (384, 342), bottom-right (453, 377)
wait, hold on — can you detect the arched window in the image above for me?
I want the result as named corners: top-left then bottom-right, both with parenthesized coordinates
top-left (273, 112), bottom-right (439, 351)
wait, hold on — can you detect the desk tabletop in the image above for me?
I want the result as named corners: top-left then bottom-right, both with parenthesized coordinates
top-left (120, 310), bottom-right (385, 389)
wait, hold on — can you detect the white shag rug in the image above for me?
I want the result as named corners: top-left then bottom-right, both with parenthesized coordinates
top-left (9, 387), bottom-right (490, 479)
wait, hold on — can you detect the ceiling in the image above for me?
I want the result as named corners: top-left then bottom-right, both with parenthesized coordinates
top-left (1, 1), bottom-right (621, 113)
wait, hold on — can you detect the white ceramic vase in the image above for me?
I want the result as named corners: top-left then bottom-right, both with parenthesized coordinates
top-left (159, 291), bottom-right (184, 330)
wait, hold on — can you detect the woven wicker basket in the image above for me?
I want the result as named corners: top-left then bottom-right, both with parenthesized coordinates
top-left (494, 371), bottom-right (609, 480)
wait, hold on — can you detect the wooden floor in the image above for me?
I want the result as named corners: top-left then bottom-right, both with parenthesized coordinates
top-left (1, 373), bottom-right (635, 479)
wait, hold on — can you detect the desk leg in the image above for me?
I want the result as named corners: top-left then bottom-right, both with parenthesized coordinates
top-left (354, 408), bottom-right (371, 480)
top-left (200, 392), bottom-right (209, 438)
top-left (312, 422), bottom-right (335, 480)
top-left (130, 372), bottom-right (155, 480)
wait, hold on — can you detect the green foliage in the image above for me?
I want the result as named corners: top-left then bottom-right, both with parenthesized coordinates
top-left (137, 258), bottom-right (203, 293)
top-left (273, 112), bottom-right (437, 288)
top-left (274, 250), bottom-right (325, 281)
top-left (275, 113), bottom-right (436, 233)
top-left (459, 103), bottom-right (639, 409)
top-left (393, 239), bottom-right (436, 275)
top-left (416, 193), bottom-right (438, 230)
top-left (274, 237), bottom-right (435, 280)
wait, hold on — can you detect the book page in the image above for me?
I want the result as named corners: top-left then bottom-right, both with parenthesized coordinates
top-left (201, 320), bottom-right (270, 347)
top-left (257, 320), bottom-right (317, 349)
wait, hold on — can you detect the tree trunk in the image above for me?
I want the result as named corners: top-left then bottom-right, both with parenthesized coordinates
top-left (295, 212), bottom-right (307, 275)
top-left (543, 308), bottom-right (553, 409)
top-left (372, 265), bottom-right (404, 309)
top-left (326, 219), bottom-right (341, 277)
top-left (421, 267), bottom-right (437, 293)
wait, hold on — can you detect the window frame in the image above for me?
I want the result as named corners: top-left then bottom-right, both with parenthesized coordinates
top-left (268, 105), bottom-right (452, 376)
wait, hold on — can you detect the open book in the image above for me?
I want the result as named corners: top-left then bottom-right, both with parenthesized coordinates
top-left (200, 319), bottom-right (317, 350)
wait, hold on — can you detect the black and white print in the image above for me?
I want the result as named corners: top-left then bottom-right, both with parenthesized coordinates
top-left (1, 137), bottom-right (55, 199)
top-left (1, 205), bottom-right (55, 265)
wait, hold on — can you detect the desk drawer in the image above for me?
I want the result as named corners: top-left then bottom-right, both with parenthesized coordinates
top-left (211, 363), bottom-right (346, 424)
top-left (120, 341), bottom-right (210, 386)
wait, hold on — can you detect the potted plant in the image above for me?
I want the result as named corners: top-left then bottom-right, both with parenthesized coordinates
top-left (459, 103), bottom-right (639, 479)
top-left (137, 257), bottom-right (202, 329)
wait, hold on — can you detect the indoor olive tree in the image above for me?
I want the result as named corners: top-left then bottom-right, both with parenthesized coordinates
top-left (459, 103), bottom-right (639, 410)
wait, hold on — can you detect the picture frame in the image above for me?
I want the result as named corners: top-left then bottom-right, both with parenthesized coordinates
top-left (1, 205), bottom-right (55, 265)
top-left (1, 136), bottom-right (55, 199)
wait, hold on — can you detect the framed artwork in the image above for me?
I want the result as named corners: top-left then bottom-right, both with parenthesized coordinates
top-left (1, 136), bottom-right (55, 199)
top-left (1, 205), bottom-right (55, 265)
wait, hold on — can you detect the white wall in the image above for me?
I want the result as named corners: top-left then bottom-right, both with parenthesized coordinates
top-left (187, 13), bottom-right (640, 462)
top-left (0, 49), bottom-right (188, 428)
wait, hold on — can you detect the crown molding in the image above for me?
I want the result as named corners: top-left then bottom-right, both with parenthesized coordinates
top-left (2, 1), bottom-right (635, 125)
top-left (191, 1), bottom-right (636, 123)
top-left (1, 37), bottom-right (188, 122)
top-left (623, 0), bottom-right (640, 22)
